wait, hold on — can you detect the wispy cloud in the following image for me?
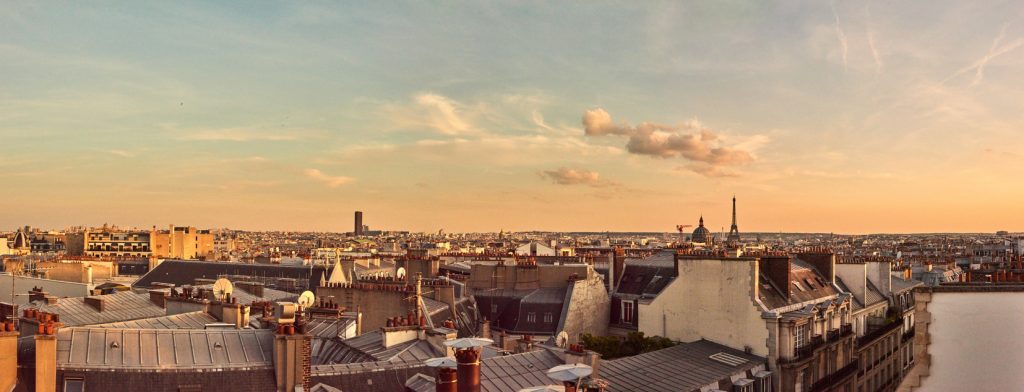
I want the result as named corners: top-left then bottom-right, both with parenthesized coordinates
top-left (831, 0), bottom-right (849, 70)
top-left (303, 168), bottom-right (354, 188)
top-left (865, 2), bottom-right (882, 73)
top-left (177, 128), bottom-right (302, 142)
top-left (99, 149), bottom-right (136, 158)
top-left (539, 167), bottom-right (615, 187)
top-left (944, 24), bottom-right (1024, 86)
top-left (384, 93), bottom-right (482, 136)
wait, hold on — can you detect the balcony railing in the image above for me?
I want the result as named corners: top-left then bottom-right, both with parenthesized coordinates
top-left (782, 335), bottom-right (824, 364)
top-left (857, 317), bottom-right (903, 347)
top-left (902, 327), bottom-right (915, 343)
top-left (809, 361), bottom-right (859, 392)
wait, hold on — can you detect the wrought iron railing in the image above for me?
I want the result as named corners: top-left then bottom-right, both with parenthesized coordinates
top-left (809, 361), bottom-right (859, 392)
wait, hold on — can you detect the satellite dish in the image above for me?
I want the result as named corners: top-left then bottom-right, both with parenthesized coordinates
top-left (396, 267), bottom-right (407, 280)
top-left (212, 278), bottom-right (233, 301)
top-left (555, 331), bottom-right (569, 348)
top-left (297, 291), bottom-right (316, 309)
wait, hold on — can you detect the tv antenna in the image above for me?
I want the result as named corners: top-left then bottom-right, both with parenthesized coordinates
top-left (212, 278), bottom-right (233, 301)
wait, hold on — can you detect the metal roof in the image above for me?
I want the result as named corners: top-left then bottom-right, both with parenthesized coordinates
top-left (26, 290), bottom-right (166, 326)
top-left (600, 340), bottom-right (765, 392)
top-left (55, 327), bottom-right (275, 370)
top-left (91, 311), bottom-right (218, 329)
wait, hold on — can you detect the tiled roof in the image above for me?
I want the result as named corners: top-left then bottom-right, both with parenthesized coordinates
top-left (55, 327), bottom-right (275, 370)
top-left (26, 290), bottom-right (166, 327)
top-left (91, 311), bottom-right (218, 329)
top-left (600, 340), bottom-right (765, 392)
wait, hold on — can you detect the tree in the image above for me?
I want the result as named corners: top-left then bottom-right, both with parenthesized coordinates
top-left (579, 332), bottom-right (676, 359)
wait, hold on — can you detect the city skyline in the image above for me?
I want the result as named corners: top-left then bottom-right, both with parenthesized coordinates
top-left (4, 1), bottom-right (1024, 233)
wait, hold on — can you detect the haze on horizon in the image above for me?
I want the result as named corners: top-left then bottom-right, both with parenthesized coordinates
top-left (2, 2), bottom-right (1023, 234)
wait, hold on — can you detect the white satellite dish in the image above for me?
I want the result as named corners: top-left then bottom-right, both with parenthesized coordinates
top-left (555, 331), bottom-right (569, 348)
top-left (212, 278), bottom-right (233, 301)
top-left (297, 291), bottom-right (316, 309)
top-left (396, 267), bottom-right (407, 280)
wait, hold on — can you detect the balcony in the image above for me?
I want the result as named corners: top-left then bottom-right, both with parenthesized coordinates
top-left (781, 335), bottom-right (824, 364)
top-left (902, 327), bottom-right (915, 344)
top-left (858, 317), bottom-right (903, 347)
top-left (809, 361), bottom-right (859, 392)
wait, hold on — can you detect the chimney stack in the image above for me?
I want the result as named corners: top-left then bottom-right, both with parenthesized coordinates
top-left (0, 320), bottom-right (17, 392)
top-left (436, 367), bottom-right (458, 392)
top-left (455, 347), bottom-right (481, 392)
top-left (272, 316), bottom-right (311, 392)
top-left (759, 254), bottom-right (792, 300)
top-left (35, 323), bottom-right (58, 392)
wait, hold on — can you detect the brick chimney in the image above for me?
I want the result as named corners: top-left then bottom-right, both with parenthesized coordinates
top-left (797, 250), bottom-right (835, 284)
top-left (759, 254), bottom-right (792, 300)
top-left (478, 318), bottom-right (491, 340)
top-left (612, 248), bottom-right (626, 288)
top-left (148, 290), bottom-right (166, 308)
top-left (84, 296), bottom-right (105, 312)
top-left (454, 347), bottom-right (481, 392)
top-left (0, 320), bottom-right (17, 392)
top-left (272, 316), bottom-right (311, 391)
top-left (35, 323), bottom-right (58, 392)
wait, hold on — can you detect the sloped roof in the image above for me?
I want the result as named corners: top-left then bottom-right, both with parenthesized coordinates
top-left (600, 340), bottom-right (765, 392)
top-left (312, 329), bottom-right (444, 366)
top-left (758, 258), bottom-right (839, 309)
top-left (615, 250), bottom-right (677, 298)
top-left (133, 259), bottom-right (328, 292)
top-left (91, 311), bottom-right (218, 329)
top-left (55, 327), bottom-right (275, 370)
top-left (26, 290), bottom-right (166, 326)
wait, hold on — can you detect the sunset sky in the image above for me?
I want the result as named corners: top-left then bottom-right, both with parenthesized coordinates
top-left (2, 1), bottom-right (1023, 233)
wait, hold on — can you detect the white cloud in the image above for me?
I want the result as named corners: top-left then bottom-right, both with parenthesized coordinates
top-left (177, 128), bottom-right (302, 142)
top-left (303, 168), bottom-right (354, 188)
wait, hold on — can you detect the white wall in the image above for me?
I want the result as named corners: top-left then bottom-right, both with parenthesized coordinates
top-left (639, 258), bottom-right (769, 356)
top-left (917, 291), bottom-right (1024, 391)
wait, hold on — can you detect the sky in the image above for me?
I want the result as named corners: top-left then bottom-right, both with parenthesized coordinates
top-left (2, 1), bottom-right (1023, 234)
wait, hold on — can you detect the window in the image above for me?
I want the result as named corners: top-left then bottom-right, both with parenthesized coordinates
top-left (526, 312), bottom-right (536, 323)
top-left (63, 377), bottom-right (85, 392)
top-left (622, 301), bottom-right (634, 323)
top-left (795, 323), bottom-right (810, 348)
top-left (543, 312), bottom-right (553, 323)
top-left (490, 304), bottom-right (498, 314)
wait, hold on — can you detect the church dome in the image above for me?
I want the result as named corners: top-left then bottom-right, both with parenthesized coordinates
top-left (691, 216), bottom-right (712, 244)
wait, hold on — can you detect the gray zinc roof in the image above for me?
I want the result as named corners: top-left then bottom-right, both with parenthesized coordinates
top-left (90, 311), bottom-right (218, 329)
top-left (600, 340), bottom-right (765, 392)
top-left (27, 290), bottom-right (166, 327)
top-left (56, 327), bottom-right (276, 371)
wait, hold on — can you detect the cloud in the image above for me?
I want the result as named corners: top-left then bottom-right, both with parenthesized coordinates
top-left (384, 93), bottom-right (481, 136)
top-left (944, 24), bottom-right (1024, 86)
top-left (582, 108), bottom-right (757, 176)
top-left (539, 167), bottom-right (614, 187)
top-left (100, 149), bottom-right (136, 158)
top-left (177, 128), bottom-right (301, 142)
top-left (831, 0), bottom-right (849, 70)
top-left (303, 168), bottom-right (354, 188)
top-left (865, 2), bottom-right (882, 73)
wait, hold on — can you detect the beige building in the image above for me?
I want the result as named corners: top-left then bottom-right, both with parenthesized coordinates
top-left (150, 225), bottom-right (215, 260)
top-left (635, 250), bottom-right (857, 392)
top-left (84, 229), bottom-right (151, 258)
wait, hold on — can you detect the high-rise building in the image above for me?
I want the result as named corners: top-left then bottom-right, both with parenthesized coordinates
top-left (354, 211), bottom-right (363, 236)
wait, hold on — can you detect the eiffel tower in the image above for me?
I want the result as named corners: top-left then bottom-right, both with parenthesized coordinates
top-left (727, 195), bottom-right (741, 246)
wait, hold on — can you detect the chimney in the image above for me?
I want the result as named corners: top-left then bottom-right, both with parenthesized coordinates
top-left (796, 250), bottom-right (835, 284)
top-left (612, 248), bottom-right (626, 288)
top-left (273, 305), bottom-right (311, 392)
top-left (35, 323), bottom-right (58, 392)
top-left (221, 302), bottom-right (250, 329)
top-left (564, 345), bottom-right (601, 379)
top-left (455, 347), bottom-right (482, 392)
top-left (759, 255), bottom-right (792, 300)
top-left (436, 367), bottom-right (458, 392)
top-left (0, 320), bottom-right (17, 392)
top-left (478, 318), bottom-right (491, 340)
top-left (149, 290), bottom-right (166, 308)
top-left (84, 296), bottom-right (105, 312)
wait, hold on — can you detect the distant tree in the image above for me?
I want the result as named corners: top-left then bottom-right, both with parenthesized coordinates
top-left (579, 332), bottom-right (676, 359)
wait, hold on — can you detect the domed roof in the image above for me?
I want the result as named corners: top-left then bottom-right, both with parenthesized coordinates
top-left (691, 216), bottom-right (712, 244)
